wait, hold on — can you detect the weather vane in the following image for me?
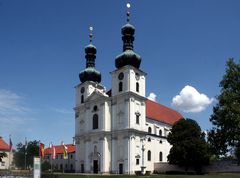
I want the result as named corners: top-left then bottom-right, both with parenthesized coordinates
top-left (126, 3), bottom-right (131, 22)
top-left (89, 26), bottom-right (93, 44)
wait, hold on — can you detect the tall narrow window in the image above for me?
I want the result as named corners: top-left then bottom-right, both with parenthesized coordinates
top-left (136, 82), bottom-right (139, 92)
top-left (159, 129), bottom-right (162, 136)
top-left (159, 152), bottom-right (163, 162)
top-left (119, 82), bottom-right (123, 92)
top-left (136, 114), bottom-right (140, 124)
top-left (147, 150), bottom-right (151, 161)
top-left (81, 95), bottom-right (84, 103)
top-left (93, 114), bottom-right (98, 129)
top-left (136, 159), bottom-right (139, 165)
top-left (148, 127), bottom-right (152, 134)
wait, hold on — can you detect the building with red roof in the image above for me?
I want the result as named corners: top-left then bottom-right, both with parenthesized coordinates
top-left (0, 136), bottom-right (13, 170)
top-left (73, 4), bottom-right (183, 175)
top-left (43, 144), bottom-right (75, 172)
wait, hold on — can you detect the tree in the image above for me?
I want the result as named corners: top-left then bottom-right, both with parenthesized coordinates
top-left (0, 152), bottom-right (7, 163)
top-left (167, 118), bottom-right (210, 173)
top-left (41, 161), bottom-right (51, 171)
top-left (235, 146), bottom-right (240, 166)
top-left (13, 140), bottom-right (40, 169)
top-left (208, 58), bottom-right (240, 156)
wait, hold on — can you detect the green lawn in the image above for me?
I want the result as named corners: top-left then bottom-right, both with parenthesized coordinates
top-left (52, 173), bottom-right (240, 178)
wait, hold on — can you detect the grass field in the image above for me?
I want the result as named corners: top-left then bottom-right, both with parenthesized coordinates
top-left (52, 173), bottom-right (240, 178)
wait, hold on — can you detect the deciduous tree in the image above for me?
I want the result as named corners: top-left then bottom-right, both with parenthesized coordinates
top-left (167, 118), bottom-right (210, 173)
top-left (13, 140), bottom-right (39, 169)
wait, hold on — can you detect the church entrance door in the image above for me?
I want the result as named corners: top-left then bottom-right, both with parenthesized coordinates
top-left (119, 163), bottom-right (123, 174)
top-left (93, 160), bottom-right (98, 173)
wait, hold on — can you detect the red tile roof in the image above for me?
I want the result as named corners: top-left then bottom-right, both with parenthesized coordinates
top-left (0, 137), bottom-right (10, 151)
top-left (146, 99), bottom-right (183, 125)
top-left (44, 144), bottom-right (75, 155)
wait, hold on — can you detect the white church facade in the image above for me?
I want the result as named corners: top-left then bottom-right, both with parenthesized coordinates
top-left (74, 6), bottom-right (182, 174)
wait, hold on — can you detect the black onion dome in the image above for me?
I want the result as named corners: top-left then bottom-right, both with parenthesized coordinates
top-left (115, 50), bottom-right (141, 69)
top-left (79, 67), bottom-right (101, 83)
top-left (115, 23), bottom-right (141, 69)
top-left (79, 43), bottom-right (101, 83)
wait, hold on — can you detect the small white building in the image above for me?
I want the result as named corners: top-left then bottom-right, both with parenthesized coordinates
top-left (74, 10), bottom-right (182, 174)
top-left (0, 136), bottom-right (12, 170)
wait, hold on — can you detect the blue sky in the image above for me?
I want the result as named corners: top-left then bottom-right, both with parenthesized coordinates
top-left (0, 0), bottom-right (240, 147)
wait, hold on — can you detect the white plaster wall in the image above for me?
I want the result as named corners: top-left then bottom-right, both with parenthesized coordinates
top-left (111, 66), bottom-right (146, 97)
top-left (129, 98), bottom-right (146, 130)
top-left (0, 151), bottom-right (12, 170)
top-left (129, 69), bottom-right (146, 97)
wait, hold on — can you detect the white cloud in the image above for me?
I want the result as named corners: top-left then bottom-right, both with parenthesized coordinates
top-left (171, 85), bottom-right (214, 113)
top-left (0, 89), bottom-right (34, 135)
top-left (0, 89), bottom-right (25, 112)
top-left (51, 107), bottom-right (72, 114)
top-left (148, 92), bottom-right (157, 102)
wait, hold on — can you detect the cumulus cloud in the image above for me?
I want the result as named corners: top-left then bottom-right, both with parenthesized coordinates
top-left (171, 85), bottom-right (214, 113)
top-left (148, 92), bottom-right (157, 102)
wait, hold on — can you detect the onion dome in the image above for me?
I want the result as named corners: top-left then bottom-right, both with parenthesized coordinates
top-left (79, 27), bottom-right (101, 83)
top-left (115, 3), bottom-right (141, 69)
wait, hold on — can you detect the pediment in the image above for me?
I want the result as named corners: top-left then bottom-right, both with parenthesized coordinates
top-left (85, 90), bottom-right (108, 102)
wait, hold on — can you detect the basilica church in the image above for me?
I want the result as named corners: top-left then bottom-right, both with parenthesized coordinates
top-left (74, 5), bottom-right (182, 174)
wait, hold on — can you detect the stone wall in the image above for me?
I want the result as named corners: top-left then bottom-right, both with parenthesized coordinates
top-left (154, 161), bottom-right (240, 173)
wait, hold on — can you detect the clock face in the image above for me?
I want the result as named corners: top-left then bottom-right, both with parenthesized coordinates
top-left (81, 87), bottom-right (85, 93)
top-left (135, 73), bottom-right (140, 80)
top-left (118, 72), bottom-right (124, 80)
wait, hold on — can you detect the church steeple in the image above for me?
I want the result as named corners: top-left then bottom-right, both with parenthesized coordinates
top-left (79, 27), bottom-right (101, 83)
top-left (115, 3), bottom-right (141, 69)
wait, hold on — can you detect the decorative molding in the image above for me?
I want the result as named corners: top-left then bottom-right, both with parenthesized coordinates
top-left (131, 98), bottom-right (135, 102)
top-left (135, 111), bottom-right (140, 116)
top-left (135, 155), bottom-right (140, 158)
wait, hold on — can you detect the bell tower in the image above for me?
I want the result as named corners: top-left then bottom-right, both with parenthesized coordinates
top-left (111, 4), bottom-right (146, 98)
top-left (75, 27), bottom-right (103, 107)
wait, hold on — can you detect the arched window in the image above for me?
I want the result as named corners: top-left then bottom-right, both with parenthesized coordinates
top-left (81, 95), bottom-right (84, 103)
top-left (147, 150), bottom-right (151, 161)
top-left (159, 152), bottom-right (163, 162)
top-left (159, 129), bottom-right (162, 136)
top-left (136, 82), bottom-right (139, 92)
top-left (148, 137), bottom-right (151, 142)
top-left (148, 127), bottom-right (152, 134)
top-left (119, 82), bottom-right (123, 92)
top-left (93, 114), bottom-right (98, 129)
